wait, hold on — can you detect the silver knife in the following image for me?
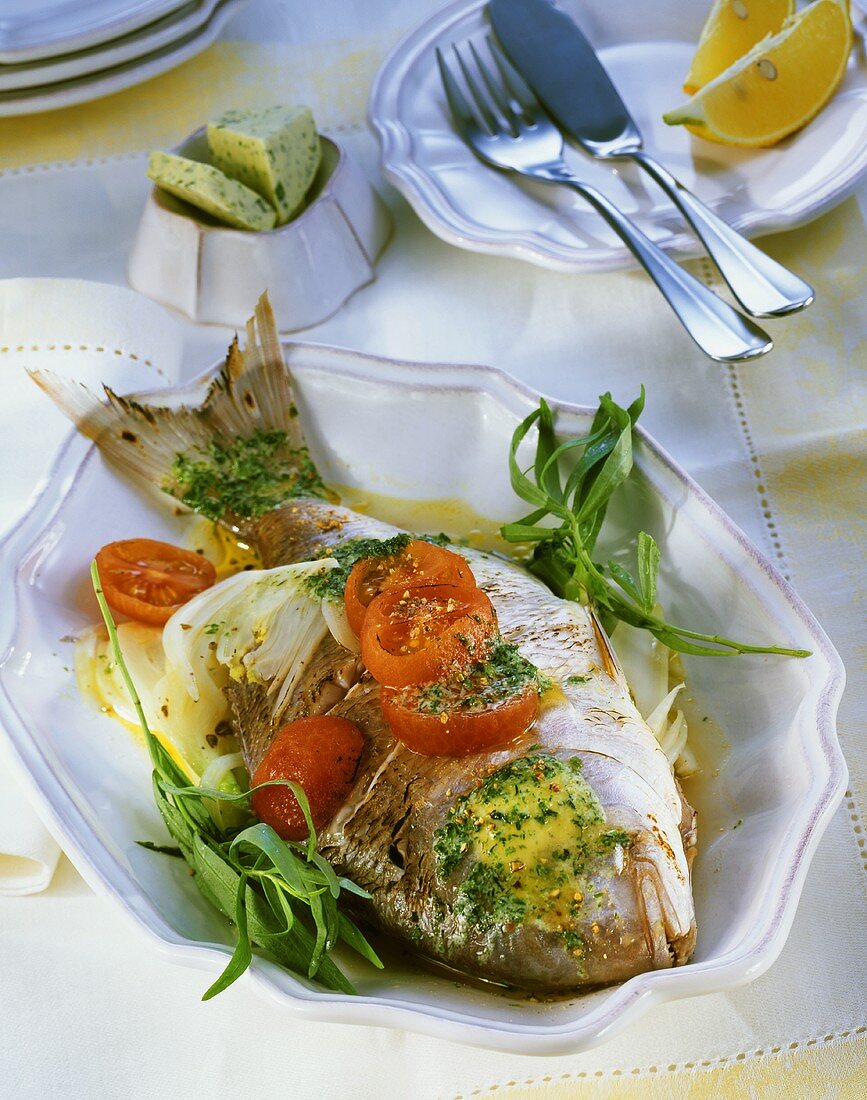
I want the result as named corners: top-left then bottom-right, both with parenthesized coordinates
top-left (488, 0), bottom-right (814, 318)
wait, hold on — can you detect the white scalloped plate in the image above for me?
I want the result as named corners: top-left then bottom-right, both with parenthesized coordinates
top-left (0, 0), bottom-right (251, 117)
top-left (369, 0), bottom-right (867, 272)
top-left (0, 0), bottom-right (230, 92)
top-left (0, 344), bottom-right (846, 1054)
top-left (0, 0), bottom-right (186, 62)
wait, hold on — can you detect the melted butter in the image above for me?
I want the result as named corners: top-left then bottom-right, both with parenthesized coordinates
top-left (539, 682), bottom-right (569, 713)
top-left (182, 486), bottom-right (520, 559)
top-left (334, 486), bottom-right (515, 555)
top-left (182, 517), bottom-right (262, 579)
top-left (436, 754), bottom-right (631, 957)
top-left (74, 624), bottom-right (198, 781)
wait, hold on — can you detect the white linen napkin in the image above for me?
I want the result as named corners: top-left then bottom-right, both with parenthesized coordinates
top-left (0, 740), bottom-right (61, 895)
top-left (0, 278), bottom-right (229, 895)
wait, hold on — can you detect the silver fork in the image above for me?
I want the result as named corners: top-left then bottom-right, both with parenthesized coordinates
top-left (436, 38), bottom-right (773, 364)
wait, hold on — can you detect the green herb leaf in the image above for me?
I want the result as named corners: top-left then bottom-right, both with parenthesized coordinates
top-left (575, 407), bottom-right (633, 524)
top-left (607, 560), bottom-right (643, 607)
top-left (336, 876), bottom-right (373, 900)
top-left (508, 407), bottom-right (553, 510)
top-left (135, 840), bottom-right (183, 857)
top-left (500, 401), bottom-right (811, 658)
top-left (151, 775), bottom-right (194, 854)
top-left (91, 561), bottom-right (382, 999)
top-left (304, 534), bottom-right (412, 602)
top-left (230, 821), bottom-right (320, 898)
top-left (533, 399), bottom-right (563, 503)
top-left (166, 429), bottom-right (328, 522)
top-left (637, 531), bottom-right (659, 612)
top-left (338, 913), bottom-right (384, 969)
top-left (191, 833), bottom-right (240, 917)
top-left (202, 871), bottom-right (252, 1000)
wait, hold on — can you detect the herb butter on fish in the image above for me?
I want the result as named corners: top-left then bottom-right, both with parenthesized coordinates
top-left (32, 295), bottom-right (697, 993)
top-left (147, 151), bottom-right (276, 231)
top-left (207, 106), bottom-right (321, 225)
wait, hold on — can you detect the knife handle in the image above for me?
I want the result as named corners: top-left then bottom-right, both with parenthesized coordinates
top-left (535, 165), bottom-right (772, 363)
top-left (629, 151), bottom-right (814, 318)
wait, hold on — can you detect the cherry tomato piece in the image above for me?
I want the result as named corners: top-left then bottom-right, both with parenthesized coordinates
top-left (360, 583), bottom-right (497, 688)
top-left (381, 683), bottom-right (539, 757)
top-left (344, 540), bottom-right (475, 635)
top-left (250, 715), bottom-right (365, 840)
top-left (95, 538), bottom-right (216, 626)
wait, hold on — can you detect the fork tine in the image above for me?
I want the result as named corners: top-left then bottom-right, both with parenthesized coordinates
top-left (436, 46), bottom-right (478, 133)
top-left (452, 43), bottom-right (500, 135)
top-left (467, 41), bottom-right (519, 134)
top-left (488, 35), bottom-right (542, 116)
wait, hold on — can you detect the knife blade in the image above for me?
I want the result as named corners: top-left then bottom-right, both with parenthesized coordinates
top-left (488, 0), bottom-right (639, 154)
top-left (487, 0), bottom-right (815, 318)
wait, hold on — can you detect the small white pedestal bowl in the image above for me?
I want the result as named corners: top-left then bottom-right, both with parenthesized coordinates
top-left (128, 131), bottom-right (392, 331)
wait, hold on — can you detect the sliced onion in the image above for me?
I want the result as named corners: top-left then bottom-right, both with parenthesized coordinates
top-left (645, 683), bottom-right (685, 739)
top-left (321, 597), bottom-right (361, 654)
top-left (199, 751), bottom-right (248, 831)
top-left (674, 741), bottom-right (700, 779)
top-left (199, 751), bottom-right (247, 794)
top-left (658, 709), bottom-right (688, 765)
top-left (157, 559), bottom-right (333, 772)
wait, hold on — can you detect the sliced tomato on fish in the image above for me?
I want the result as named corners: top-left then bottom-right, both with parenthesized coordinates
top-left (381, 681), bottom-right (539, 757)
top-left (250, 715), bottom-right (365, 840)
top-left (343, 539), bottom-right (474, 635)
top-left (95, 538), bottom-right (216, 626)
top-left (360, 583), bottom-right (496, 688)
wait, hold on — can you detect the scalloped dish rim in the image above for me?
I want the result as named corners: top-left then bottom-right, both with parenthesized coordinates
top-left (0, 343), bottom-right (847, 1054)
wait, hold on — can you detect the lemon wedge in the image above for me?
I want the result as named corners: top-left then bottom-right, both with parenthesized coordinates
top-left (665, 0), bottom-right (853, 147)
top-left (683, 0), bottom-right (794, 94)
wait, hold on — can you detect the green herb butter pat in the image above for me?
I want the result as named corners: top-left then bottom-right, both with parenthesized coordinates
top-left (207, 105), bottom-right (321, 225)
top-left (147, 151), bottom-right (276, 231)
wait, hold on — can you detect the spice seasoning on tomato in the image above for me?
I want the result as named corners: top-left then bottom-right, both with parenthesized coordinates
top-left (360, 583), bottom-right (497, 688)
top-left (343, 539), bottom-right (474, 634)
top-left (381, 638), bottom-right (549, 756)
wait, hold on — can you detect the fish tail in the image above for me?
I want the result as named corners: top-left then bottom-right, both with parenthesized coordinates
top-left (29, 293), bottom-right (330, 525)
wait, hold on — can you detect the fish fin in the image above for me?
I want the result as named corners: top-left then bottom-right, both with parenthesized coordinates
top-left (29, 293), bottom-right (328, 524)
top-left (588, 608), bottom-right (624, 684)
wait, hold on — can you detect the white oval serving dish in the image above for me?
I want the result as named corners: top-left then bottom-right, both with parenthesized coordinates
top-left (0, 346), bottom-right (846, 1054)
top-left (127, 132), bottom-right (392, 331)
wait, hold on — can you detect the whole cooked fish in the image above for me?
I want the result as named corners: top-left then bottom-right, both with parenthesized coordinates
top-left (34, 295), bottom-right (696, 992)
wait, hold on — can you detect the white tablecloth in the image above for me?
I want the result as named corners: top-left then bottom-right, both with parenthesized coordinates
top-left (0, 2), bottom-right (864, 1097)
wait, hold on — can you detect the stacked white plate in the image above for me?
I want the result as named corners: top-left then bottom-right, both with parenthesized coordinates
top-left (0, 0), bottom-right (251, 116)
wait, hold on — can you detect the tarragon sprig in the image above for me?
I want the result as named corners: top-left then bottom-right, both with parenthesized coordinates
top-left (500, 395), bottom-right (810, 658)
top-left (90, 561), bottom-right (382, 999)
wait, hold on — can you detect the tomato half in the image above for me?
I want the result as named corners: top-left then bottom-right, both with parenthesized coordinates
top-left (250, 716), bottom-right (365, 840)
top-left (95, 538), bottom-right (216, 626)
top-left (381, 683), bottom-right (539, 757)
top-left (361, 583), bottom-right (496, 688)
top-left (344, 540), bottom-right (474, 635)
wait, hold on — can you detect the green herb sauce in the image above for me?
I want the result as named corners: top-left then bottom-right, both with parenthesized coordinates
top-left (166, 429), bottom-right (327, 522)
top-left (434, 753), bottom-right (632, 958)
top-left (395, 638), bottom-right (551, 716)
top-left (304, 534), bottom-right (413, 601)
